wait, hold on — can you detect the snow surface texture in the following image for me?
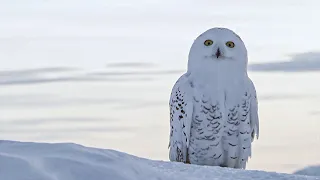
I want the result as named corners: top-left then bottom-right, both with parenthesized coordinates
top-left (0, 140), bottom-right (319, 180)
top-left (294, 166), bottom-right (320, 177)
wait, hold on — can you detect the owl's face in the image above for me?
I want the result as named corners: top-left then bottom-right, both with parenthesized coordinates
top-left (188, 28), bottom-right (248, 75)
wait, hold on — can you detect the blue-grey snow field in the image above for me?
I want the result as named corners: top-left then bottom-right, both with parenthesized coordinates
top-left (0, 140), bottom-right (319, 180)
top-left (295, 166), bottom-right (320, 177)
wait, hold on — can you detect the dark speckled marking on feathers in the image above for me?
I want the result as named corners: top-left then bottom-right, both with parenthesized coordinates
top-left (188, 92), bottom-right (225, 165)
top-left (169, 75), bottom-right (191, 162)
top-left (169, 72), bottom-right (258, 169)
top-left (187, 88), bottom-right (255, 168)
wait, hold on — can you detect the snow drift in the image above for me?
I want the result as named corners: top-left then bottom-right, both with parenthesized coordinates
top-left (294, 165), bottom-right (320, 177)
top-left (0, 140), bottom-right (319, 180)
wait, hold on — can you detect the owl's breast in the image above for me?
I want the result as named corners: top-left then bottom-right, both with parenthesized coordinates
top-left (188, 85), bottom-right (250, 166)
top-left (188, 90), bottom-right (225, 165)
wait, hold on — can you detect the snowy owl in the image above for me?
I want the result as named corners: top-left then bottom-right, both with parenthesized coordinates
top-left (168, 27), bottom-right (259, 169)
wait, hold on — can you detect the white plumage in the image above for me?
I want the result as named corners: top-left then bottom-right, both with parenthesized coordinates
top-left (168, 27), bottom-right (259, 169)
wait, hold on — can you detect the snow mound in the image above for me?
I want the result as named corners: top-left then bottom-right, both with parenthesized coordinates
top-left (294, 165), bottom-right (320, 177)
top-left (0, 140), bottom-right (319, 180)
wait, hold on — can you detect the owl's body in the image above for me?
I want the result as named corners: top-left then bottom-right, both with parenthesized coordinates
top-left (168, 28), bottom-right (259, 169)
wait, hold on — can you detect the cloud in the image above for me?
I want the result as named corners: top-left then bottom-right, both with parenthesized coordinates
top-left (310, 111), bottom-right (320, 116)
top-left (258, 94), bottom-right (317, 101)
top-left (0, 126), bottom-right (136, 134)
top-left (249, 52), bottom-right (320, 72)
top-left (0, 66), bottom-right (94, 86)
top-left (88, 70), bottom-right (184, 76)
top-left (0, 67), bottom-right (79, 76)
top-left (115, 100), bottom-right (167, 109)
top-left (106, 62), bottom-right (156, 68)
top-left (0, 76), bottom-right (103, 85)
top-left (0, 94), bottom-right (139, 108)
top-left (0, 66), bottom-right (155, 86)
top-left (1, 117), bottom-right (119, 126)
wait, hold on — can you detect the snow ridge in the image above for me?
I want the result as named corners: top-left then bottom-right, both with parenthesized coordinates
top-left (0, 140), bottom-right (319, 180)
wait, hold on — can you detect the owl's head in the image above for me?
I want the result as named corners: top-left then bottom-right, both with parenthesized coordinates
top-left (188, 28), bottom-right (248, 75)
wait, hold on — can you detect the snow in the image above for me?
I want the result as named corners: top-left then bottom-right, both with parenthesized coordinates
top-left (0, 140), bottom-right (319, 180)
top-left (294, 166), bottom-right (320, 177)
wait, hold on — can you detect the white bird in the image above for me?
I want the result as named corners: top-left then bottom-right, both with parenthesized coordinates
top-left (168, 27), bottom-right (259, 169)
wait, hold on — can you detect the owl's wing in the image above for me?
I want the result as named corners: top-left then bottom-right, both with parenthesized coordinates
top-left (249, 78), bottom-right (259, 140)
top-left (168, 73), bottom-right (193, 163)
top-left (229, 78), bottom-right (260, 169)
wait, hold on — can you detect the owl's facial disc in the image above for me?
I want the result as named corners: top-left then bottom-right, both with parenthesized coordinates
top-left (188, 27), bottom-right (248, 72)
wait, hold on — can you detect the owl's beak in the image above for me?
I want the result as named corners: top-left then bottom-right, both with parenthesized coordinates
top-left (215, 48), bottom-right (221, 58)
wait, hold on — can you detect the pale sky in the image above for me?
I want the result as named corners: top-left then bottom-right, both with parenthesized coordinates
top-left (1, 0), bottom-right (320, 70)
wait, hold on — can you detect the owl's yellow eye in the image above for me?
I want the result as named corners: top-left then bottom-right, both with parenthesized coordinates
top-left (204, 40), bottom-right (213, 46)
top-left (226, 41), bottom-right (235, 48)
